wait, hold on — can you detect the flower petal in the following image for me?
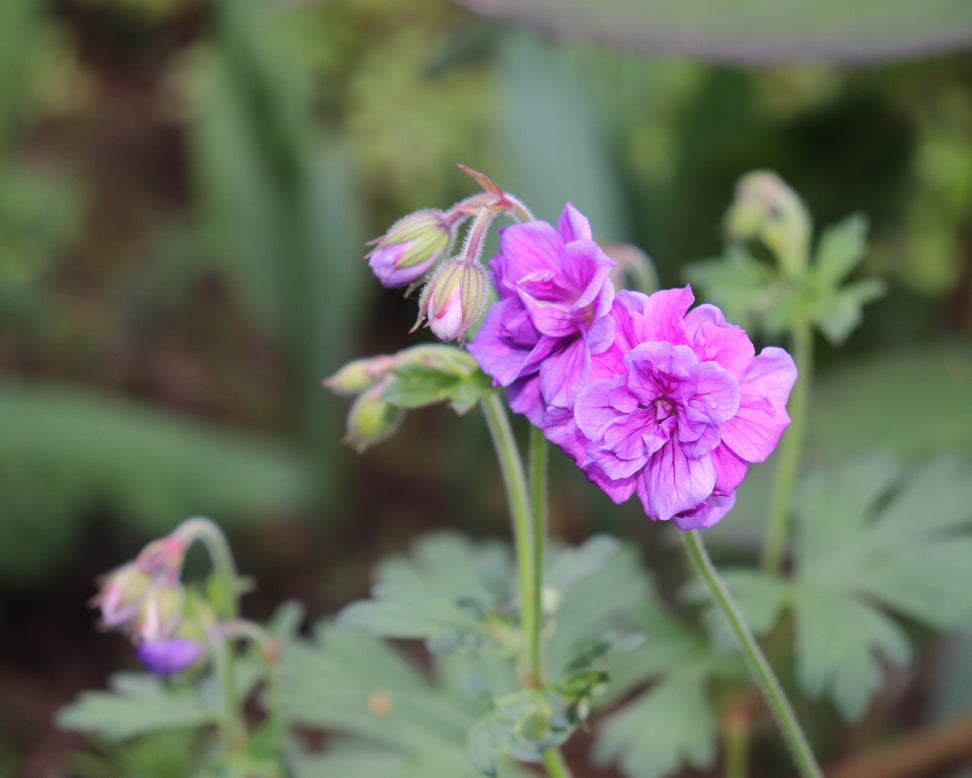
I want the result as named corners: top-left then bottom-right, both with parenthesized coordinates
top-left (637, 443), bottom-right (716, 522)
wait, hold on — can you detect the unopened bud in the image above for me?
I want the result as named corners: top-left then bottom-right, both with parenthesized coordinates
top-left (726, 171), bottom-right (811, 277)
top-left (137, 585), bottom-right (185, 643)
top-left (416, 259), bottom-right (489, 342)
top-left (323, 355), bottom-right (397, 396)
top-left (395, 344), bottom-right (479, 376)
top-left (344, 380), bottom-right (404, 453)
top-left (367, 209), bottom-right (452, 288)
top-left (94, 564), bottom-right (152, 628)
top-left (134, 535), bottom-right (186, 581)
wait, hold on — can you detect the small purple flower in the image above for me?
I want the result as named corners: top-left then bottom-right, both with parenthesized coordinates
top-left (570, 286), bottom-right (797, 528)
top-left (137, 638), bottom-right (204, 676)
top-left (469, 204), bottom-right (616, 424)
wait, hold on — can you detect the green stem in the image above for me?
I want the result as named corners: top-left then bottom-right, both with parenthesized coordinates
top-left (761, 320), bottom-right (812, 573)
top-left (480, 393), bottom-right (540, 687)
top-left (205, 616), bottom-right (246, 752)
top-left (543, 747), bottom-right (575, 778)
top-left (173, 517), bottom-right (240, 619)
top-left (682, 531), bottom-right (822, 778)
top-left (219, 620), bottom-right (284, 725)
top-left (724, 716), bottom-right (751, 778)
top-left (529, 426), bottom-right (548, 682)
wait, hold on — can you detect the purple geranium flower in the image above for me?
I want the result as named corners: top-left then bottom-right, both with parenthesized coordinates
top-left (569, 286), bottom-right (797, 528)
top-left (469, 204), bottom-right (616, 424)
top-left (137, 637), bottom-right (204, 676)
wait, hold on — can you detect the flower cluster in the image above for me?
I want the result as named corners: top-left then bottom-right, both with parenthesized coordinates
top-left (92, 531), bottom-right (204, 675)
top-left (470, 205), bottom-right (797, 529)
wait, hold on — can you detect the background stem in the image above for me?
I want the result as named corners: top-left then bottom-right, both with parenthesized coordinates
top-left (761, 320), bottom-right (813, 573)
top-left (543, 747), bottom-right (575, 778)
top-left (682, 530), bottom-right (822, 778)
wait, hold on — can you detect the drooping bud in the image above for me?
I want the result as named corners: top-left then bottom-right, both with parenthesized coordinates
top-left (93, 563), bottom-right (153, 629)
top-left (416, 259), bottom-right (489, 342)
top-left (137, 584), bottom-right (185, 643)
top-left (133, 535), bottom-right (186, 582)
top-left (137, 637), bottom-right (205, 676)
top-left (726, 171), bottom-right (811, 277)
top-left (344, 379), bottom-right (404, 453)
top-left (322, 354), bottom-right (397, 396)
top-left (367, 209), bottom-right (453, 288)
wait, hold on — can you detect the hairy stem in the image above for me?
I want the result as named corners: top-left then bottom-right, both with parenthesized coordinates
top-left (481, 393), bottom-right (539, 687)
top-left (682, 530), bottom-right (822, 778)
top-left (529, 426), bottom-right (548, 683)
top-left (543, 747), bottom-right (575, 778)
top-left (761, 320), bottom-right (812, 573)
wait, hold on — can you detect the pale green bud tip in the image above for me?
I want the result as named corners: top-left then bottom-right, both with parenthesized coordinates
top-left (323, 355), bottom-right (397, 395)
top-left (344, 382), bottom-right (404, 453)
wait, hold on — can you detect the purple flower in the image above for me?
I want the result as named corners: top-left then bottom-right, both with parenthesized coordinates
top-left (570, 286), bottom-right (797, 528)
top-left (469, 204), bottom-right (616, 424)
top-left (137, 638), bottom-right (204, 676)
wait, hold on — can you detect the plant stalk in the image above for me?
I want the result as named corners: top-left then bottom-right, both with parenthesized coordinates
top-left (682, 530), bottom-right (822, 778)
top-left (761, 320), bottom-right (812, 573)
top-left (481, 393), bottom-right (540, 687)
top-left (528, 425), bottom-right (548, 683)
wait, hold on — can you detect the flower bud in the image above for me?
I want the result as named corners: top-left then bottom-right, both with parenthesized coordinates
top-left (322, 355), bottom-right (397, 396)
top-left (137, 584), bottom-right (185, 643)
top-left (367, 209), bottom-right (452, 288)
top-left (93, 563), bottom-right (152, 628)
top-left (133, 535), bottom-right (186, 581)
top-left (417, 259), bottom-right (489, 342)
top-left (344, 380), bottom-right (404, 453)
top-left (726, 171), bottom-right (811, 277)
top-left (137, 637), bottom-right (204, 676)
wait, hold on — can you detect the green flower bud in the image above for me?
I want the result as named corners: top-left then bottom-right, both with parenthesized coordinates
top-left (344, 380), bottom-right (404, 453)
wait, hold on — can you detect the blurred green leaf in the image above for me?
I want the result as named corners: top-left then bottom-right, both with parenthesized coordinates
top-left (813, 214), bottom-right (868, 286)
top-left (458, 0), bottom-right (972, 64)
top-left (337, 534), bottom-right (508, 653)
top-left (381, 364), bottom-right (493, 415)
top-left (721, 455), bottom-right (972, 719)
top-left (0, 383), bottom-right (311, 540)
top-left (0, 0), bottom-right (39, 150)
top-left (593, 671), bottom-right (718, 778)
top-left (58, 674), bottom-right (220, 740)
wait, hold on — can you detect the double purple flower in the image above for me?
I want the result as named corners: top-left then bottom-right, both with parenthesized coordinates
top-left (470, 205), bottom-right (797, 529)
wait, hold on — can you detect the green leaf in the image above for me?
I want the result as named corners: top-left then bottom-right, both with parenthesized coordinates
top-left (381, 363), bottom-right (493, 415)
top-left (457, 0), bottom-right (972, 64)
top-left (811, 278), bottom-right (887, 344)
top-left (58, 673), bottom-right (221, 741)
top-left (813, 214), bottom-right (868, 287)
top-left (790, 586), bottom-right (910, 720)
top-left (787, 455), bottom-right (972, 717)
top-left (594, 671), bottom-right (717, 778)
top-left (337, 534), bottom-right (510, 653)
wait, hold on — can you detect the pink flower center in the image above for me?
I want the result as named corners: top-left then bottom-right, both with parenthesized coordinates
top-left (654, 398), bottom-right (676, 422)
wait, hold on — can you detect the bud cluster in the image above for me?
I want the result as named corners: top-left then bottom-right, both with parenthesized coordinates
top-left (92, 532), bottom-right (204, 676)
top-left (365, 166), bottom-right (533, 344)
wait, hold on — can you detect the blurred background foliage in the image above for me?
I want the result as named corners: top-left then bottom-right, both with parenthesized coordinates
top-left (0, 0), bottom-right (971, 775)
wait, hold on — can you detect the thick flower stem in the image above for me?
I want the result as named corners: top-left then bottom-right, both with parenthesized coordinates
top-left (529, 426), bottom-right (548, 682)
top-left (682, 530), bottom-right (822, 778)
top-left (761, 320), bottom-right (812, 574)
top-left (543, 747), bottom-right (575, 778)
top-left (481, 393), bottom-right (540, 687)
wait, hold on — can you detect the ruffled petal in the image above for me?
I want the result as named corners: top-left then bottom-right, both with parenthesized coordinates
top-left (637, 443), bottom-right (716, 522)
top-left (672, 492), bottom-right (736, 530)
top-left (719, 347), bottom-right (797, 462)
